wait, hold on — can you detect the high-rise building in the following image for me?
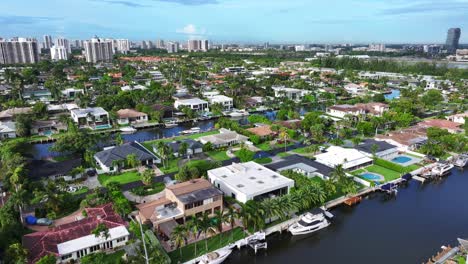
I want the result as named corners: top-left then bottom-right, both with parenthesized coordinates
top-left (83, 37), bottom-right (114, 63)
top-left (43, 35), bottom-right (53, 49)
top-left (72, 40), bottom-right (84, 49)
top-left (0, 38), bottom-right (40, 64)
top-left (114, 39), bottom-right (130, 53)
top-left (167, 42), bottom-right (179, 53)
top-left (50, 46), bottom-right (68, 61)
top-left (55, 38), bottom-right (71, 54)
top-left (446, 28), bottom-right (461, 54)
top-left (201, 40), bottom-right (209, 51)
top-left (369, 43), bottom-right (386, 52)
top-left (188, 40), bottom-right (208, 52)
top-left (156, 39), bottom-right (165, 49)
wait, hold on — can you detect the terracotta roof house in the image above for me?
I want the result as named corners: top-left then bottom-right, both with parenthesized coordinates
top-left (247, 125), bottom-right (275, 138)
top-left (417, 119), bottom-right (463, 134)
top-left (23, 203), bottom-right (129, 263)
top-left (376, 126), bottom-right (428, 151)
top-left (116, 109), bottom-right (148, 125)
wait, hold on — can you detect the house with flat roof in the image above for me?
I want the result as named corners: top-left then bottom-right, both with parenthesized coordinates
top-left (23, 203), bottom-right (129, 263)
top-left (94, 142), bottom-right (158, 173)
top-left (197, 128), bottom-right (248, 148)
top-left (116, 109), bottom-right (148, 125)
top-left (174, 97), bottom-right (209, 112)
top-left (0, 121), bottom-right (16, 139)
top-left (272, 86), bottom-right (311, 101)
top-left (70, 107), bottom-right (110, 130)
top-left (61, 88), bottom-right (84, 99)
top-left (266, 154), bottom-right (333, 180)
top-left (355, 139), bottom-right (399, 159)
top-left (208, 161), bottom-right (294, 203)
top-left (136, 178), bottom-right (223, 235)
top-left (207, 95), bottom-right (233, 110)
top-left (315, 146), bottom-right (373, 171)
top-left (121, 84), bottom-right (147, 92)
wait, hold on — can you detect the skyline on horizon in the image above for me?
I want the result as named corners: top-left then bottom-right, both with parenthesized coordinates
top-left (1, 0), bottom-right (467, 44)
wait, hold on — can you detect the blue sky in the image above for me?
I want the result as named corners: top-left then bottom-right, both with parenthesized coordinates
top-left (1, 0), bottom-right (467, 43)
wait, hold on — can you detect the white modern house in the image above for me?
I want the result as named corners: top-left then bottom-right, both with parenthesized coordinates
top-left (344, 83), bottom-right (366, 95)
top-left (121, 84), bottom-right (147, 92)
top-left (70, 107), bottom-right (111, 130)
top-left (207, 95), bottom-right (233, 110)
top-left (272, 86), bottom-right (311, 101)
top-left (315, 146), bottom-right (373, 171)
top-left (208, 161), bottom-right (294, 203)
top-left (61, 88), bottom-right (84, 99)
top-left (174, 98), bottom-right (209, 112)
top-left (197, 128), bottom-right (248, 148)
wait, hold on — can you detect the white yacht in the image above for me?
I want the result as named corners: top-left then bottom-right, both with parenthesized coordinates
top-left (180, 127), bottom-right (201, 135)
top-left (164, 120), bottom-right (178, 128)
top-left (432, 163), bottom-right (454, 176)
top-left (229, 109), bottom-right (249, 117)
top-left (454, 154), bottom-right (468, 168)
top-left (120, 126), bottom-right (137, 134)
top-left (288, 212), bottom-right (330, 236)
top-left (199, 248), bottom-right (232, 264)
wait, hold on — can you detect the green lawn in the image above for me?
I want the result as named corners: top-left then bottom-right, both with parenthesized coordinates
top-left (254, 157), bottom-right (273, 164)
top-left (292, 147), bottom-right (312, 154)
top-left (359, 165), bottom-right (402, 182)
top-left (106, 250), bottom-right (125, 262)
top-left (131, 182), bottom-right (165, 196)
top-left (98, 171), bottom-right (141, 186)
top-left (456, 255), bottom-right (466, 264)
top-left (277, 152), bottom-right (292, 158)
top-left (160, 158), bottom-right (180, 174)
top-left (207, 150), bottom-right (230, 161)
top-left (168, 227), bottom-right (246, 263)
top-left (72, 186), bottom-right (89, 196)
top-left (256, 142), bottom-right (273, 151)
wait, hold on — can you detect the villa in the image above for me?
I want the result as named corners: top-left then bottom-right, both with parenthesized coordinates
top-left (208, 161), bottom-right (295, 203)
top-left (160, 139), bottom-right (204, 158)
top-left (61, 88), bottom-right (84, 99)
top-left (326, 103), bottom-right (389, 119)
top-left (116, 109), bottom-right (148, 125)
top-left (375, 126), bottom-right (428, 151)
top-left (70, 107), bottom-right (111, 130)
top-left (272, 86), bottom-right (311, 101)
top-left (31, 120), bottom-right (67, 136)
top-left (94, 142), bottom-right (159, 173)
top-left (121, 84), bottom-right (147, 91)
top-left (266, 154), bottom-right (334, 180)
top-left (23, 203), bottom-right (129, 263)
top-left (207, 95), bottom-right (234, 110)
top-left (247, 125), bottom-right (276, 138)
top-left (0, 107), bottom-right (32, 122)
top-left (315, 146), bottom-right (373, 171)
top-left (174, 97), bottom-right (209, 112)
top-left (197, 128), bottom-right (248, 148)
top-left (355, 139), bottom-right (399, 160)
top-left (417, 119), bottom-right (463, 134)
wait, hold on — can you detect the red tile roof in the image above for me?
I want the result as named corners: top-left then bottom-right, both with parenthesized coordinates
top-left (418, 119), bottom-right (462, 132)
top-left (22, 203), bottom-right (127, 263)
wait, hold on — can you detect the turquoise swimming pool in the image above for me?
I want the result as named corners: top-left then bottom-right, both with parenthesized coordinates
top-left (392, 156), bottom-right (412, 164)
top-left (361, 172), bottom-right (384, 181)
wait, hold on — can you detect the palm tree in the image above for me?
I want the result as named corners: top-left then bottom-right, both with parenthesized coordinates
top-left (214, 209), bottom-right (228, 245)
top-left (156, 142), bottom-right (171, 168)
top-left (351, 137), bottom-right (362, 147)
top-left (10, 165), bottom-right (26, 223)
top-left (225, 207), bottom-right (238, 241)
top-left (92, 223), bottom-right (110, 240)
top-left (199, 212), bottom-right (217, 252)
top-left (330, 164), bottom-right (346, 183)
top-left (171, 225), bottom-right (188, 257)
top-left (370, 144), bottom-right (379, 157)
top-left (279, 128), bottom-right (290, 152)
top-left (186, 217), bottom-right (201, 257)
top-left (126, 153), bottom-right (139, 168)
top-left (179, 141), bottom-right (189, 158)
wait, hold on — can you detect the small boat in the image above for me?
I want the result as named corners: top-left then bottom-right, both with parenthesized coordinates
top-left (164, 120), bottom-right (178, 128)
top-left (120, 126), bottom-right (137, 133)
top-left (199, 248), bottom-right (232, 264)
top-left (229, 109), bottom-right (249, 117)
top-left (344, 196), bottom-right (362, 206)
top-left (288, 212), bottom-right (330, 236)
top-left (431, 163), bottom-right (454, 177)
top-left (180, 127), bottom-right (201, 135)
top-left (454, 154), bottom-right (468, 168)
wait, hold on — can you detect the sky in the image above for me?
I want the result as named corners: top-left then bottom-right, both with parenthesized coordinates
top-left (0, 0), bottom-right (467, 44)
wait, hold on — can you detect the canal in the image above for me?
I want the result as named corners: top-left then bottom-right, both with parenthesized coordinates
top-left (227, 168), bottom-right (468, 264)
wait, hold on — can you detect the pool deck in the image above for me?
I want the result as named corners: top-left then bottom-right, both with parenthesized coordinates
top-left (390, 155), bottom-right (422, 167)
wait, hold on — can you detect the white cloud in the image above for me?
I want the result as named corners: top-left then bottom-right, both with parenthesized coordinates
top-left (177, 24), bottom-right (197, 34)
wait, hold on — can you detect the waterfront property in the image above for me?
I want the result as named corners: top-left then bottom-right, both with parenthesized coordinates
top-left (390, 155), bottom-right (421, 167)
top-left (0, 107), bottom-right (32, 122)
top-left (446, 112), bottom-right (467, 124)
top-left (94, 142), bottom-right (159, 173)
top-left (207, 161), bottom-right (295, 203)
top-left (159, 139), bottom-right (204, 158)
top-left (266, 154), bottom-right (334, 180)
top-left (272, 86), bottom-right (311, 101)
top-left (27, 158), bottom-right (83, 181)
top-left (116, 108), bottom-right (148, 125)
top-left (174, 97), bottom-right (209, 112)
top-left (376, 126), bottom-right (428, 151)
top-left (136, 178), bottom-right (223, 231)
top-left (70, 107), bottom-right (111, 130)
top-left (0, 121), bottom-right (16, 139)
top-left (355, 139), bottom-right (399, 160)
top-left (22, 203), bottom-right (129, 263)
top-left (197, 128), bottom-right (248, 148)
top-left (207, 95), bottom-right (234, 110)
top-left (417, 119), bottom-right (463, 134)
top-left (31, 120), bottom-right (67, 136)
top-left (326, 103), bottom-right (389, 119)
top-left (315, 146), bottom-right (373, 171)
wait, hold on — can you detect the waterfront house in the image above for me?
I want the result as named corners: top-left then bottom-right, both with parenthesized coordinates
top-left (0, 107), bottom-right (32, 122)
top-left (94, 142), bottom-right (159, 173)
top-left (417, 119), bottom-right (463, 134)
top-left (158, 139), bottom-right (204, 158)
top-left (326, 103), bottom-right (389, 119)
top-left (136, 178), bottom-right (223, 233)
top-left (266, 154), bottom-right (333, 180)
top-left (70, 107), bottom-right (110, 130)
top-left (247, 125), bottom-right (276, 138)
top-left (116, 109), bottom-right (148, 125)
top-left (174, 97), bottom-right (209, 112)
top-left (272, 86), bottom-right (311, 102)
top-left (355, 139), bottom-right (399, 160)
top-left (446, 112), bottom-right (467, 124)
top-left (207, 161), bottom-right (295, 203)
top-left (207, 95), bottom-right (234, 110)
top-left (27, 158), bottom-right (83, 181)
top-left (376, 126), bottom-right (428, 151)
top-left (197, 128), bottom-right (248, 148)
top-left (23, 203), bottom-right (129, 263)
top-left (31, 120), bottom-right (67, 136)
top-left (0, 121), bottom-right (16, 139)
top-left (344, 83), bottom-right (366, 95)
top-left (315, 146), bottom-right (373, 171)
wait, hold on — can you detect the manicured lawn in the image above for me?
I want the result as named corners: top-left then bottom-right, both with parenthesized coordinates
top-left (362, 165), bottom-right (402, 182)
top-left (277, 152), bottom-right (292, 158)
top-left (292, 147), bottom-right (312, 154)
top-left (72, 186), bottom-right (89, 196)
top-left (207, 150), bottom-right (230, 161)
top-left (160, 158), bottom-right (180, 174)
top-left (131, 182), bottom-right (165, 196)
top-left (256, 142), bottom-right (273, 151)
top-left (168, 227), bottom-right (246, 263)
top-left (98, 171), bottom-right (141, 186)
top-left (254, 157), bottom-right (273, 164)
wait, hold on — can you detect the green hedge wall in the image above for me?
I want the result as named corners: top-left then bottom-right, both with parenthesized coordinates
top-left (374, 158), bottom-right (412, 173)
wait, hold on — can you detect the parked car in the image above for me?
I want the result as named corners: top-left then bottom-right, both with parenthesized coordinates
top-left (36, 218), bottom-right (53, 226)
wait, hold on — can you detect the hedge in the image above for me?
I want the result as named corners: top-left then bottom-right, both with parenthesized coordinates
top-left (374, 158), bottom-right (412, 174)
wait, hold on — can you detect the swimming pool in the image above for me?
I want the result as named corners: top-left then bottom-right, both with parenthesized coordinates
top-left (392, 156), bottom-right (412, 164)
top-left (361, 173), bottom-right (384, 181)
top-left (94, 124), bottom-right (112, 130)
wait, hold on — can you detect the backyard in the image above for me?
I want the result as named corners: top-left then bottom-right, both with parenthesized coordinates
top-left (207, 150), bottom-right (230, 161)
top-left (353, 165), bottom-right (402, 182)
top-left (98, 171), bottom-right (141, 186)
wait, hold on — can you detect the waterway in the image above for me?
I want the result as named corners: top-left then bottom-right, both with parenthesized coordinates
top-left (227, 168), bottom-right (468, 264)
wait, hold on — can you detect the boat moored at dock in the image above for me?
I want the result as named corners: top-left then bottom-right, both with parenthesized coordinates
top-left (454, 154), bottom-right (468, 168)
top-left (198, 248), bottom-right (232, 264)
top-left (288, 211), bottom-right (331, 236)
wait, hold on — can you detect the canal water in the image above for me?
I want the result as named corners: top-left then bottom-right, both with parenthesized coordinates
top-left (226, 168), bottom-right (468, 264)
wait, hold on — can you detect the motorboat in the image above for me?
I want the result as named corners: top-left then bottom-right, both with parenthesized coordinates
top-left (454, 154), bottom-right (468, 168)
top-left (164, 120), bottom-right (178, 128)
top-left (180, 127), bottom-right (201, 135)
top-left (431, 163), bottom-right (454, 177)
top-left (229, 109), bottom-right (249, 117)
top-left (120, 126), bottom-right (137, 133)
top-left (199, 248), bottom-right (232, 264)
top-left (288, 212), bottom-right (330, 236)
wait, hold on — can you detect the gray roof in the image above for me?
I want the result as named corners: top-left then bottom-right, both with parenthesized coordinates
top-left (165, 139), bottom-right (203, 153)
top-left (94, 142), bottom-right (156, 167)
top-left (355, 139), bottom-right (398, 154)
top-left (266, 154), bottom-right (333, 176)
top-left (176, 187), bottom-right (223, 205)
